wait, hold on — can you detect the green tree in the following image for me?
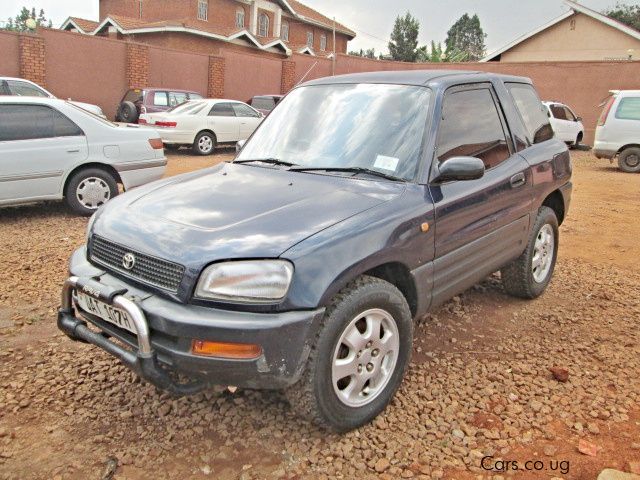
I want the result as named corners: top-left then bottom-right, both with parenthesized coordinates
top-left (604, 3), bottom-right (640, 31)
top-left (2, 7), bottom-right (52, 31)
top-left (429, 41), bottom-right (444, 62)
top-left (444, 13), bottom-right (486, 62)
top-left (388, 12), bottom-right (421, 62)
top-left (348, 48), bottom-right (377, 59)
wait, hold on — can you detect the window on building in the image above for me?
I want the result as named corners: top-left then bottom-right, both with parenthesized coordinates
top-left (437, 87), bottom-right (511, 170)
top-left (506, 83), bottom-right (554, 145)
top-left (236, 8), bottom-right (245, 28)
top-left (281, 21), bottom-right (289, 41)
top-left (198, 0), bottom-right (208, 21)
top-left (306, 31), bottom-right (313, 48)
top-left (320, 34), bottom-right (327, 51)
top-left (258, 13), bottom-right (269, 37)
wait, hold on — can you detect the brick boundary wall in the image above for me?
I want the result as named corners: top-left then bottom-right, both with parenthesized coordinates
top-left (19, 34), bottom-right (46, 87)
top-left (281, 60), bottom-right (296, 94)
top-left (208, 56), bottom-right (225, 98)
top-left (126, 42), bottom-right (149, 88)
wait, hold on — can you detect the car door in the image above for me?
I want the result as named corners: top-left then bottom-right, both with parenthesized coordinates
top-left (428, 83), bottom-right (532, 305)
top-left (207, 102), bottom-right (240, 142)
top-left (231, 103), bottom-right (263, 140)
top-left (549, 103), bottom-right (570, 142)
top-left (0, 103), bottom-right (88, 203)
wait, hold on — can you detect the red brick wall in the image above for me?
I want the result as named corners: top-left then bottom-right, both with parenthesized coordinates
top-left (0, 31), bottom-right (21, 77)
top-left (285, 17), bottom-right (348, 54)
top-left (281, 60), bottom-right (295, 94)
top-left (19, 34), bottom-right (46, 87)
top-left (100, 0), bottom-right (198, 22)
top-left (208, 56), bottom-right (225, 98)
top-left (149, 45), bottom-right (208, 94)
top-left (126, 42), bottom-right (149, 88)
top-left (223, 49), bottom-right (282, 100)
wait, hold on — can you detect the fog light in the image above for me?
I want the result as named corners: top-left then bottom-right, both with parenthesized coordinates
top-left (191, 340), bottom-right (262, 359)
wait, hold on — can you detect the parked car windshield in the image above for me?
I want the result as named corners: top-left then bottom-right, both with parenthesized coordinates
top-left (236, 84), bottom-right (432, 181)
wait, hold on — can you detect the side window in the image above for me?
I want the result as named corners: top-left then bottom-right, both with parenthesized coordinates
top-left (437, 87), bottom-right (511, 170)
top-left (209, 103), bottom-right (236, 117)
top-left (550, 104), bottom-right (568, 120)
top-left (53, 110), bottom-right (84, 137)
top-left (189, 93), bottom-right (203, 100)
top-left (306, 32), bottom-right (314, 48)
top-left (7, 80), bottom-right (49, 98)
top-left (563, 106), bottom-right (577, 121)
top-left (0, 104), bottom-right (54, 141)
top-left (232, 103), bottom-right (259, 117)
top-left (615, 97), bottom-right (640, 121)
top-left (152, 92), bottom-right (169, 107)
top-left (506, 83), bottom-right (554, 145)
top-left (168, 92), bottom-right (188, 107)
top-left (252, 97), bottom-right (276, 111)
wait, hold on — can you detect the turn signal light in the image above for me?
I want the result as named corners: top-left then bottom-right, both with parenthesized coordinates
top-left (148, 138), bottom-right (164, 149)
top-left (191, 340), bottom-right (262, 359)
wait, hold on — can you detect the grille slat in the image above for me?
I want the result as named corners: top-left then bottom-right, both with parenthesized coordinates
top-left (90, 236), bottom-right (185, 292)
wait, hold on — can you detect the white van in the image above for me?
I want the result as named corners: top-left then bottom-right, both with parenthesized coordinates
top-left (594, 90), bottom-right (640, 173)
top-left (543, 101), bottom-right (584, 147)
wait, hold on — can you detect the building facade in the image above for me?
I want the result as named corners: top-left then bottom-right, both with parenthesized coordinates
top-left (62, 0), bottom-right (355, 58)
top-left (483, 0), bottom-right (640, 62)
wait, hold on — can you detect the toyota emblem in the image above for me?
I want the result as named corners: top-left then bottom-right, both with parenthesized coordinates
top-left (122, 253), bottom-right (136, 270)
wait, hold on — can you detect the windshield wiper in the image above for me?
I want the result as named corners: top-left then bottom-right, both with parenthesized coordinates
top-left (234, 158), bottom-right (298, 167)
top-left (290, 166), bottom-right (403, 182)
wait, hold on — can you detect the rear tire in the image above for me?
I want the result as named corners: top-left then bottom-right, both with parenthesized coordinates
top-left (501, 206), bottom-right (559, 299)
top-left (65, 168), bottom-right (118, 216)
top-left (573, 132), bottom-right (583, 148)
top-left (285, 275), bottom-right (412, 432)
top-left (192, 131), bottom-right (216, 156)
top-left (618, 147), bottom-right (640, 173)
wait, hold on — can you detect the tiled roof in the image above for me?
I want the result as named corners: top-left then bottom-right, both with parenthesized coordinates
top-left (66, 17), bottom-right (100, 32)
top-left (288, 0), bottom-right (355, 37)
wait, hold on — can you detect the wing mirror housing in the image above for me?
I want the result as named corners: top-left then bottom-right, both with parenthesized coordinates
top-left (432, 156), bottom-right (485, 183)
top-left (236, 139), bottom-right (246, 154)
top-left (576, 116), bottom-right (583, 122)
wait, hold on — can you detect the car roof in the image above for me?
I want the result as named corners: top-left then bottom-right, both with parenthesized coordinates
top-left (136, 87), bottom-right (201, 94)
top-left (0, 96), bottom-right (66, 106)
top-left (301, 70), bottom-right (532, 88)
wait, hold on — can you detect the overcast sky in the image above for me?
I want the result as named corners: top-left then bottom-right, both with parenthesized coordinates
top-left (2, 0), bottom-right (637, 55)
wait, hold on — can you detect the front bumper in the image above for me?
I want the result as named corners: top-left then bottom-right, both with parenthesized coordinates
top-left (58, 248), bottom-right (324, 394)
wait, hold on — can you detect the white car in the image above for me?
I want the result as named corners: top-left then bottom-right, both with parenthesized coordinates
top-left (0, 97), bottom-right (167, 215)
top-left (140, 99), bottom-right (263, 155)
top-left (0, 76), bottom-right (106, 118)
top-left (594, 90), bottom-right (640, 173)
top-left (543, 101), bottom-right (584, 147)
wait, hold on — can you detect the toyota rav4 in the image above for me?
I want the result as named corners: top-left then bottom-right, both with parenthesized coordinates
top-left (58, 70), bottom-right (572, 431)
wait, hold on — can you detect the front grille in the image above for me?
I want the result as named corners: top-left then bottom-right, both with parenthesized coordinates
top-left (90, 235), bottom-right (185, 292)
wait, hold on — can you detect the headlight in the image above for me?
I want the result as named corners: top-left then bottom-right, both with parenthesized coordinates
top-left (195, 260), bottom-right (293, 302)
top-left (86, 211), bottom-right (98, 242)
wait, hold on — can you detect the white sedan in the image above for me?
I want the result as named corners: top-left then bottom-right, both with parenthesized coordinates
top-left (0, 97), bottom-right (167, 215)
top-left (139, 99), bottom-right (264, 155)
top-left (543, 101), bottom-right (585, 147)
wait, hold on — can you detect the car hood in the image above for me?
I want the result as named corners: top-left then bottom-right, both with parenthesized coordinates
top-left (92, 163), bottom-right (405, 269)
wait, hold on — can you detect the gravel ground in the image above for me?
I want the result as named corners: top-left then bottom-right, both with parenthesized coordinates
top-left (0, 150), bottom-right (639, 480)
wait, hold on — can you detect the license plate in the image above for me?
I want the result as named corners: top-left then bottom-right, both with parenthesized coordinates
top-left (76, 291), bottom-right (136, 334)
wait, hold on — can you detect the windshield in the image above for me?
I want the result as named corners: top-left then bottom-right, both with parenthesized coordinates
top-left (236, 84), bottom-right (432, 181)
top-left (167, 101), bottom-right (207, 115)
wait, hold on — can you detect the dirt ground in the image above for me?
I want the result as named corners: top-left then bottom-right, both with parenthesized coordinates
top-left (0, 150), bottom-right (639, 480)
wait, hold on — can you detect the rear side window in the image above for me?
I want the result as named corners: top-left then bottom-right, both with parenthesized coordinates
top-left (169, 92), bottom-right (188, 107)
top-left (189, 93), bottom-right (203, 100)
top-left (0, 104), bottom-right (83, 141)
top-left (437, 87), bottom-right (511, 170)
top-left (152, 92), bottom-right (169, 107)
top-left (123, 89), bottom-right (143, 103)
top-left (506, 83), bottom-right (554, 145)
top-left (209, 103), bottom-right (236, 117)
top-left (615, 97), bottom-right (640, 121)
top-left (232, 103), bottom-right (260, 117)
top-left (251, 97), bottom-right (276, 111)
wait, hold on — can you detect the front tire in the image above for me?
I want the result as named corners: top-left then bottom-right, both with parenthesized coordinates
top-left (192, 131), bottom-right (216, 156)
top-left (618, 147), bottom-right (640, 173)
top-left (65, 168), bottom-right (118, 216)
top-left (285, 276), bottom-right (412, 432)
top-left (501, 206), bottom-right (559, 299)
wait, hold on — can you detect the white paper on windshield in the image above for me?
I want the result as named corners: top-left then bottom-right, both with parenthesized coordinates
top-left (374, 155), bottom-right (399, 172)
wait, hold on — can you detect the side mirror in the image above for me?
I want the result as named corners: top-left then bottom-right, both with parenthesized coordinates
top-left (576, 116), bottom-right (582, 122)
top-left (433, 156), bottom-right (485, 183)
top-left (236, 139), bottom-right (246, 154)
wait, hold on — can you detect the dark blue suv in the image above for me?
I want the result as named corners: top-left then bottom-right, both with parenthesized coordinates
top-left (59, 70), bottom-right (572, 431)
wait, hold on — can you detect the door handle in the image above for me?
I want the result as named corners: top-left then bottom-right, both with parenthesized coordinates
top-left (67, 149), bottom-right (80, 153)
top-left (510, 172), bottom-right (526, 188)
